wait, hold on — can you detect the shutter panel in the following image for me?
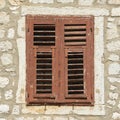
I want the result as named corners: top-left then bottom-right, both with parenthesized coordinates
top-left (33, 49), bottom-right (56, 99)
top-left (63, 17), bottom-right (94, 105)
top-left (34, 24), bottom-right (55, 46)
top-left (64, 24), bottom-right (86, 45)
top-left (67, 51), bottom-right (84, 95)
top-left (36, 52), bottom-right (52, 94)
top-left (64, 48), bottom-right (87, 100)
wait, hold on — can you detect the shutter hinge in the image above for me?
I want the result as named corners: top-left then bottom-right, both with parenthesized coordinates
top-left (58, 70), bottom-right (60, 78)
top-left (90, 28), bottom-right (92, 32)
top-left (91, 94), bottom-right (93, 100)
top-left (27, 28), bottom-right (29, 32)
top-left (26, 92), bottom-right (29, 98)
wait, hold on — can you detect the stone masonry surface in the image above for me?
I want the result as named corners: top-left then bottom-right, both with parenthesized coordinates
top-left (0, 0), bottom-right (120, 120)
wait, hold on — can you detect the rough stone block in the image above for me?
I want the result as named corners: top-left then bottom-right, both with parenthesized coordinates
top-left (7, 28), bottom-right (15, 39)
top-left (0, 104), bottom-right (9, 113)
top-left (112, 112), bottom-right (120, 120)
top-left (0, 12), bottom-right (9, 24)
top-left (108, 0), bottom-right (120, 4)
top-left (108, 54), bottom-right (119, 61)
top-left (0, 29), bottom-right (5, 39)
top-left (57, 0), bottom-right (74, 3)
top-left (109, 92), bottom-right (119, 100)
top-left (0, 118), bottom-right (6, 120)
top-left (0, 77), bottom-right (9, 88)
top-left (108, 63), bottom-right (120, 75)
top-left (110, 85), bottom-right (117, 90)
top-left (36, 116), bottom-right (51, 120)
top-left (0, 0), bottom-right (6, 9)
top-left (8, 0), bottom-right (22, 5)
top-left (79, 0), bottom-right (94, 5)
top-left (97, 0), bottom-right (106, 4)
top-left (30, 0), bottom-right (54, 3)
top-left (107, 100), bottom-right (116, 106)
top-left (112, 7), bottom-right (120, 16)
top-left (107, 22), bottom-right (119, 39)
top-left (0, 41), bottom-right (12, 52)
top-left (108, 77), bottom-right (120, 83)
top-left (107, 40), bottom-right (120, 52)
top-left (5, 90), bottom-right (13, 100)
top-left (1, 53), bottom-right (13, 65)
top-left (53, 117), bottom-right (68, 120)
top-left (12, 105), bottom-right (20, 115)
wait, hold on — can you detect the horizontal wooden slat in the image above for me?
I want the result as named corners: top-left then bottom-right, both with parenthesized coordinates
top-left (37, 84), bottom-right (52, 86)
top-left (65, 31), bottom-right (86, 35)
top-left (34, 35), bottom-right (55, 39)
top-left (65, 42), bottom-right (86, 45)
top-left (37, 79), bottom-right (52, 81)
top-left (65, 36), bottom-right (86, 40)
top-left (36, 89), bottom-right (52, 92)
top-left (64, 26), bottom-right (86, 29)
top-left (68, 63), bottom-right (83, 65)
top-left (68, 90), bottom-right (84, 92)
top-left (34, 30), bottom-right (55, 32)
top-left (68, 84), bottom-right (83, 86)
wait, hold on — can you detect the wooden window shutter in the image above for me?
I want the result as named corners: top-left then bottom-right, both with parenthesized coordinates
top-left (26, 15), bottom-right (94, 105)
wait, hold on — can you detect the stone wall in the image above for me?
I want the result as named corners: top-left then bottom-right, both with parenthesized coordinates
top-left (0, 0), bottom-right (120, 120)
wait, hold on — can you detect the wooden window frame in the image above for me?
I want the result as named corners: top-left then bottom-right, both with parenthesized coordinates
top-left (26, 15), bottom-right (94, 106)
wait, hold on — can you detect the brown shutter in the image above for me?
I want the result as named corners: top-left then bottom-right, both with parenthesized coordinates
top-left (26, 16), bottom-right (57, 104)
top-left (63, 17), bottom-right (94, 105)
top-left (26, 15), bottom-right (94, 105)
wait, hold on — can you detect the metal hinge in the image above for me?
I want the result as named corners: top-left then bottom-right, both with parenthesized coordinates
top-left (90, 28), bottom-right (92, 32)
top-left (91, 94), bottom-right (93, 99)
top-left (26, 92), bottom-right (29, 98)
top-left (27, 28), bottom-right (29, 32)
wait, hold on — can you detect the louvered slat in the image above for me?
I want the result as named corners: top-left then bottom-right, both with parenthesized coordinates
top-left (36, 52), bottom-right (52, 94)
top-left (64, 24), bottom-right (86, 46)
top-left (68, 52), bottom-right (84, 95)
top-left (34, 24), bottom-right (55, 46)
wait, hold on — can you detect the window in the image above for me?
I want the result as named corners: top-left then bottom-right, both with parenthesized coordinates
top-left (26, 15), bottom-right (94, 106)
